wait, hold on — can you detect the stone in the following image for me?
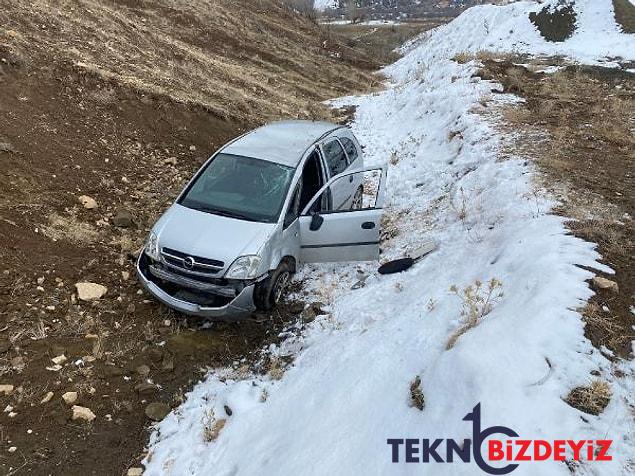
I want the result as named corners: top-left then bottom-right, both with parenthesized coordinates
top-left (0, 384), bottom-right (14, 395)
top-left (127, 469), bottom-right (144, 476)
top-left (145, 402), bottom-right (170, 421)
top-left (592, 277), bottom-right (619, 293)
top-left (121, 271), bottom-right (130, 281)
top-left (78, 195), bottom-right (98, 209)
top-left (62, 391), bottom-right (78, 405)
top-left (135, 365), bottom-right (150, 377)
top-left (75, 282), bottom-right (107, 301)
top-left (51, 354), bottom-right (67, 365)
top-left (135, 383), bottom-right (158, 396)
top-left (189, 145), bottom-right (196, 151)
top-left (41, 391), bottom-right (54, 403)
top-left (71, 405), bottom-right (96, 422)
top-left (113, 209), bottom-right (135, 228)
top-left (163, 157), bottom-right (177, 166)
top-left (11, 356), bottom-right (25, 371)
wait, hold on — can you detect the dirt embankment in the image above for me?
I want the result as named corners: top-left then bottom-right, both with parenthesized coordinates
top-left (477, 57), bottom-right (634, 360)
top-left (0, 1), bottom-right (435, 473)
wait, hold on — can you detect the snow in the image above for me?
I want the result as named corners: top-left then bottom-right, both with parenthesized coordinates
top-left (145, 1), bottom-right (635, 475)
top-left (313, 0), bottom-right (337, 11)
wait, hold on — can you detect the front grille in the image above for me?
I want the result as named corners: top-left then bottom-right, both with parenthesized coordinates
top-left (161, 247), bottom-right (224, 275)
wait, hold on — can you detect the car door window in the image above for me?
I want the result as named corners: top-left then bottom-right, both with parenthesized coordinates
top-left (340, 137), bottom-right (358, 166)
top-left (283, 183), bottom-right (301, 229)
top-left (323, 140), bottom-right (348, 177)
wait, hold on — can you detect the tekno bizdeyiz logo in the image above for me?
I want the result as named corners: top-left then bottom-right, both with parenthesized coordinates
top-left (387, 403), bottom-right (612, 474)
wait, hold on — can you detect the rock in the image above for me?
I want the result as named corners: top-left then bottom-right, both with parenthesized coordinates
top-left (592, 277), bottom-right (619, 293)
top-left (75, 282), bottom-right (107, 301)
top-left (189, 145), bottom-right (196, 151)
top-left (163, 157), bottom-right (177, 166)
top-left (78, 195), bottom-right (98, 209)
top-left (121, 271), bottom-right (130, 281)
top-left (0, 384), bottom-right (14, 395)
top-left (127, 469), bottom-right (144, 476)
top-left (135, 383), bottom-right (158, 396)
top-left (145, 402), bottom-right (170, 421)
top-left (51, 354), bottom-right (67, 365)
top-left (224, 405), bottom-right (233, 416)
top-left (135, 365), bottom-right (150, 377)
top-left (62, 391), bottom-right (78, 405)
top-left (36, 276), bottom-right (45, 285)
top-left (8, 446), bottom-right (16, 453)
top-left (113, 209), bottom-right (135, 228)
top-left (0, 142), bottom-right (15, 153)
top-left (11, 356), bottom-right (25, 371)
top-left (71, 405), bottom-right (96, 422)
top-left (41, 391), bottom-right (54, 403)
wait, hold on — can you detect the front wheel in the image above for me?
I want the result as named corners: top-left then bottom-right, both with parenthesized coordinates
top-left (253, 261), bottom-right (292, 311)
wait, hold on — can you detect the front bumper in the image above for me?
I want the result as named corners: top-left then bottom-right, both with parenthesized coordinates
top-left (136, 253), bottom-right (256, 319)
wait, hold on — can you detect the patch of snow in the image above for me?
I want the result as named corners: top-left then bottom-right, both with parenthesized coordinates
top-left (144, 1), bottom-right (635, 475)
top-left (395, 0), bottom-right (635, 72)
top-left (314, 0), bottom-right (338, 11)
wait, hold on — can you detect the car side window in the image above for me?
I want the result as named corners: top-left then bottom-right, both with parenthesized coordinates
top-left (283, 183), bottom-right (301, 228)
top-left (340, 137), bottom-right (358, 165)
top-left (322, 139), bottom-right (348, 177)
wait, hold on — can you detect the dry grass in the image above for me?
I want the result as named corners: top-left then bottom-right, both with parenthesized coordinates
top-left (446, 278), bottom-right (503, 350)
top-left (613, 0), bottom-right (635, 33)
top-left (409, 376), bottom-right (425, 410)
top-left (564, 380), bottom-right (612, 415)
top-left (0, 0), bottom-right (378, 125)
top-left (479, 58), bottom-right (635, 358)
top-left (202, 409), bottom-right (226, 442)
top-left (41, 212), bottom-right (99, 244)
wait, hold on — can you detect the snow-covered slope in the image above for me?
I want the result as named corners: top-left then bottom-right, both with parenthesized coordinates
top-left (144, 1), bottom-right (635, 475)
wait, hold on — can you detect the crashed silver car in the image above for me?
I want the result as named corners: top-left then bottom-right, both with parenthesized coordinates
top-left (137, 120), bottom-right (386, 318)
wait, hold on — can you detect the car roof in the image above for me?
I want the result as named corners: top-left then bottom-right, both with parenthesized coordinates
top-left (221, 120), bottom-right (341, 167)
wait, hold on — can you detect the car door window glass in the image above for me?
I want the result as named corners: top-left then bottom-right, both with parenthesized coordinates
top-left (340, 137), bottom-right (358, 165)
top-left (323, 140), bottom-right (348, 177)
top-left (284, 184), bottom-right (301, 228)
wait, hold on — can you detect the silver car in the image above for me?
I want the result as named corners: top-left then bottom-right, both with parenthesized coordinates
top-left (137, 120), bottom-right (386, 319)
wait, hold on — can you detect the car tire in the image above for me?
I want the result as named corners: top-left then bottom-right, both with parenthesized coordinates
top-left (351, 185), bottom-right (363, 210)
top-left (254, 261), bottom-right (292, 311)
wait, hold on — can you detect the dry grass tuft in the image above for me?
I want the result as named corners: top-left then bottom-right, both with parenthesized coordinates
top-left (409, 376), bottom-right (425, 410)
top-left (564, 380), bottom-right (612, 416)
top-left (446, 278), bottom-right (503, 350)
top-left (202, 409), bottom-right (226, 442)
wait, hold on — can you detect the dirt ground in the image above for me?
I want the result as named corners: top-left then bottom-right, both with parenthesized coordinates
top-left (0, 3), bottom-right (439, 472)
top-left (476, 56), bottom-right (634, 360)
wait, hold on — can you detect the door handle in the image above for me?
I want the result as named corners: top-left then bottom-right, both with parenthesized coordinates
top-left (361, 221), bottom-right (375, 230)
top-left (349, 175), bottom-right (354, 183)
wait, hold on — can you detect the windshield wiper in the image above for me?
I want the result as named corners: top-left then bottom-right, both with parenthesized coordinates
top-left (194, 205), bottom-right (258, 222)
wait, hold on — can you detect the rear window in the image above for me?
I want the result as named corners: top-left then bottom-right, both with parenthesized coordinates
top-left (340, 137), bottom-right (358, 164)
top-left (323, 140), bottom-right (348, 176)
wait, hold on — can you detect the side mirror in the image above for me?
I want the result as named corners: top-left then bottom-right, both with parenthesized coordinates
top-left (309, 213), bottom-right (324, 231)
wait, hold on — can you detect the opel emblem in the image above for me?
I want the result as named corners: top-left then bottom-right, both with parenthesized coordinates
top-left (183, 256), bottom-right (195, 269)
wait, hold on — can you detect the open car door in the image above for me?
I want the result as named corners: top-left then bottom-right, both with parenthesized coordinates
top-left (299, 166), bottom-right (387, 263)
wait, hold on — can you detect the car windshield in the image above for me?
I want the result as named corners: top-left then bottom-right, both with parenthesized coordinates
top-left (179, 153), bottom-right (295, 223)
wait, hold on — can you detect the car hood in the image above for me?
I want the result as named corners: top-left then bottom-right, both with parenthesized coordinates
top-left (154, 204), bottom-right (276, 271)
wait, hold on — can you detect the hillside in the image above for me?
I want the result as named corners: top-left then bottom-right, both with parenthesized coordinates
top-left (0, 0), bottom-right (379, 124)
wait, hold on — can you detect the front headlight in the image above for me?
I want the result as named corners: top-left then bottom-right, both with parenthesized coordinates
top-left (225, 255), bottom-right (262, 280)
top-left (145, 231), bottom-right (160, 260)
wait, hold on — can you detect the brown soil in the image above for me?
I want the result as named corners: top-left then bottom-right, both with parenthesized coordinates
top-left (0, 3), bottom-right (434, 474)
top-left (476, 58), bottom-right (634, 359)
